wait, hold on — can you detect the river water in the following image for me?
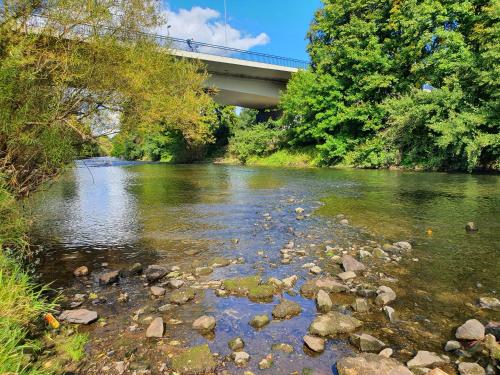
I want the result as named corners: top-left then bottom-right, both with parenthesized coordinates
top-left (29, 158), bottom-right (500, 374)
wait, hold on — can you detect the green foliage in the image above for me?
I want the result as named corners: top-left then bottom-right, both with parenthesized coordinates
top-left (61, 333), bottom-right (89, 362)
top-left (246, 147), bottom-right (319, 168)
top-left (281, 0), bottom-right (500, 171)
top-left (228, 121), bottom-right (286, 163)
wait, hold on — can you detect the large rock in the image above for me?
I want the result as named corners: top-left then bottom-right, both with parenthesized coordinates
top-left (303, 335), bottom-right (325, 353)
top-left (146, 317), bottom-right (164, 338)
top-left (316, 290), bottom-right (333, 313)
top-left (192, 315), bottom-right (216, 333)
top-left (342, 255), bottom-right (366, 272)
top-left (456, 319), bottom-right (485, 340)
top-left (336, 353), bottom-right (412, 375)
top-left (99, 270), bottom-right (120, 285)
top-left (407, 351), bottom-right (448, 368)
top-left (272, 299), bottom-right (302, 319)
top-left (59, 309), bottom-right (98, 324)
top-left (309, 312), bottom-right (362, 337)
top-left (171, 344), bottom-right (216, 374)
top-left (458, 362), bottom-right (485, 375)
top-left (145, 265), bottom-right (168, 282)
top-left (170, 288), bottom-right (196, 305)
top-left (349, 333), bottom-right (386, 352)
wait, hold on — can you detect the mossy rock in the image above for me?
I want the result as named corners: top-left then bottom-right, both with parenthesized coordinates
top-left (171, 344), bottom-right (216, 374)
top-left (209, 257), bottom-right (231, 267)
top-left (169, 288), bottom-right (195, 305)
top-left (223, 275), bottom-right (277, 301)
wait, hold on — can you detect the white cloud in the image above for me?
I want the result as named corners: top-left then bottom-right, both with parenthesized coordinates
top-left (158, 5), bottom-right (270, 51)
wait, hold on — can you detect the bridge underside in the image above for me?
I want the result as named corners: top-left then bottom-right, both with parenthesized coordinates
top-left (172, 50), bottom-right (297, 109)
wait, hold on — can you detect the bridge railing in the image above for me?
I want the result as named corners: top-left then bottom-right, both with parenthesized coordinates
top-left (27, 14), bottom-right (309, 70)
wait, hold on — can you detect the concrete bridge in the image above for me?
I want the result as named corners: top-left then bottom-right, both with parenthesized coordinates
top-left (165, 38), bottom-right (308, 109)
top-left (29, 15), bottom-right (308, 109)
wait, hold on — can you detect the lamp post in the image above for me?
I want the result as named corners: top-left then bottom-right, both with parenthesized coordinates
top-left (224, 0), bottom-right (228, 46)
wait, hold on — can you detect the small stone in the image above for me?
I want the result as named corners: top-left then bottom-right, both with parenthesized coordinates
top-left (268, 277), bottom-right (283, 288)
top-left (228, 337), bottom-right (245, 351)
top-left (383, 306), bottom-right (396, 322)
top-left (376, 286), bottom-right (397, 306)
top-left (282, 275), bottom-right (298, 289)
top-left (303, 335), bottom-right (325, 353)
top-left (167, 279), bottom-right (184, 289)
top-left (316, 290), bottom-right (333, 313)
top-left (59, 309), bottom-right (98, 324)
top-left (272, 299), bottom-right (302, 319)
top-left (127, 262), bottom-right (143, 276)
top-left (456, 319), bottom-right (485, 340)
top-left (342, 255), bottom-right (366, 272)
top-left (310, 266), bottom-right (322, 274)
top-left (150, 286), bottom-right (166, 297)
top-left (295, 207), bottom-right (305, 214)
top-left (118, 292), bottom-right (129, 303)
top-left (393, 241), bottom-right (412, 251)
top-left (479, 297), bottom-right (500, 311)
top-left (144, 265), bottom-right (168, 282)
top-left (350, 333), bottom-right (386, 352)
top-left (379, 348), bottom-right (393, 358)
top-left (373, 248), bottom-right (389, 258)
top-left (302, 263), bottom-right (316, 269)
top-left (338, 271), bottom-right (356, 281)
top-left (407, 351), bottom-right (448, 368)
top-left (340, 219), bottom-right (349, 225)
top-left (73, 266), bottom-right (89, 277)
top-left (271, 343), bottom-right (294, 353)
top-left (465, 222), bottom-right (478, 232)
top-left (259, 357), bottom-right (273, 369)
top-left (444, 340), bottom-right (461, 351)
top-left (458, 362), bottom-right (485, 375)
top-left (250, 314), bottom-right (270, 329)
top-left (352, 298), bottom-right (370, 313)
top-left (195, 266), bottom-right (213, 276)
top-left (99, 270), bottom-right (120, 285)
top-left (192, 315), bottom-right (216, 333)
top-left (232, 351), bottom-right (250, 366)
top-left (146, 317), bottom-right (163, 338)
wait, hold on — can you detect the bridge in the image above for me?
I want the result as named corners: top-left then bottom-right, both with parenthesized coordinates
top-left (29, 15), bottom-right (308, 109)
top-left (154, 37), bottom-right (308, 109)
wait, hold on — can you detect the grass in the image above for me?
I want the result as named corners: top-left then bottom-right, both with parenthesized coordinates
top-left (60, 333), bottom-right (89, 361)
top-left (245, 147), bottom-right (319, 168)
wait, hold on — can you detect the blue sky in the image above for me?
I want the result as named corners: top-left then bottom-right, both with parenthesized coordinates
top-left (161, 1), bottom-right (321, 61)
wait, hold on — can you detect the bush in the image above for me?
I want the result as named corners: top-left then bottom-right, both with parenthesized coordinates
top-left (228, 122), bottom-right (286, 163)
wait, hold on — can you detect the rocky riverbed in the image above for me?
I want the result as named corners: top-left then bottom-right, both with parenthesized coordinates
top-left (39, 209), bottom-right (499, 375)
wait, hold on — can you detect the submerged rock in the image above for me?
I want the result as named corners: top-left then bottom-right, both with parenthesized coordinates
top-left (336, 353), bottom-right (412, 375)
top-left (127, 262), bottom-right (143, 276)
top-left (271, 343), bottom-right (294, 353)
top-left (146, 317), bottom-right (163, 338)
top-left (303, 335), bottom-right (325, 353)
top-left (145, 265), bottom-right (168, 282)
top-left (209, 256), bottom-right (231, 268)
top-left (250, 314), bottom-right (270, 329)
top-left (228, 337), bottom-right (245, 351)
top-left (171, 344), bottom-right (216, 374)
top-left (349, 333), bottom-right (386, 352)
top-left (465, 222), bottom-right (478, 233)
top-left (309, 312), bottom-right (362, 337)
top-left (99, 270), bottom-right (120, 285)
top-left (169, 288), bottom-right (195, 305)
top-left (458, 362), bottom-right (485, 375)
top-left (272, 299), bottom-right (302, 319)
top-left (195, 266), bottom-right (213, 276)
top-left (456, 319), bottom-right (485, 341)
top-left (223, 275), bottom-right (277, 301)
top-left (352, 298), bottom-right (370, 313)
top-left (282, 275), bottom-right (298, 289)
top-left (342, 255), bottom-right (366, 272)
top-left (192, 315), bottom-right (216, 333)
top-left (479, 297), bottom-right (500, 311)
top-left (59, 309), bottom-right (98, 324)
top-left (73, 266), bottom-right (89, 277)
top-left (167, 279), bottom-right (184, 289)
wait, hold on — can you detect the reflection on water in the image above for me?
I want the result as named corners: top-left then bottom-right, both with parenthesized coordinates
top-left (29, 158), bottom-right (500, 373)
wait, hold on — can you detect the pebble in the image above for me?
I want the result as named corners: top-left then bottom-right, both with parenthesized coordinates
top-left (73, 266), bottom-right (89, 277)
top-left (303, 335), bottom-right (325, 352)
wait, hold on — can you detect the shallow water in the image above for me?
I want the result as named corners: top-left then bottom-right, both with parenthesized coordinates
top-left (30, 158), bottom-right (500, 374)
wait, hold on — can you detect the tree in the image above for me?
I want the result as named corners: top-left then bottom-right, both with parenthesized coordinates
top-left (0, 0), bottom-right (215, 195)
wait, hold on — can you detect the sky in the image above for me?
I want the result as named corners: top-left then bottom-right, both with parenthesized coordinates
top-left (160, 1), bottom-right (321, 61)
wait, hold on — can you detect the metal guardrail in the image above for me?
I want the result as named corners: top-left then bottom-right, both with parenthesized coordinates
top-left (28, 14), bottom-right (309, 70)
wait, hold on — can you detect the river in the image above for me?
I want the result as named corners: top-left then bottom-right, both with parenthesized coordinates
top-left (29, 158), bottom-right (500, 374)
